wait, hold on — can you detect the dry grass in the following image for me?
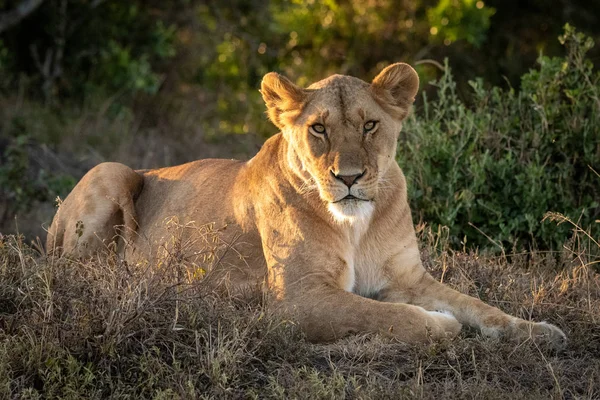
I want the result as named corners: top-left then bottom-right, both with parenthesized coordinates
top-left (0, 229), bottom-right (599, 399)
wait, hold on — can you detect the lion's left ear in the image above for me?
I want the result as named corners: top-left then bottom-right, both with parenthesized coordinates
top-left (370, 63), bottom-right (419, 121)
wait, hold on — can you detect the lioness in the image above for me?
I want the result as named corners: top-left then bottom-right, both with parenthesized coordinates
top-left (47, 63), bottom-right (566, 348)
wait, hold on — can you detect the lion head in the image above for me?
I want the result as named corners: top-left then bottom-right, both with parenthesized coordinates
top-left (260, 63), bottom-right (419, 222)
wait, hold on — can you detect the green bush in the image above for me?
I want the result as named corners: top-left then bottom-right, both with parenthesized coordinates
top-left (400, 25), bottom-right (600, 250)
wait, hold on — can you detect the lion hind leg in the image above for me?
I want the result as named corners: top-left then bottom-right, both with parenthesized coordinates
top-left (113, 195), bottom-right (141, 255)
top-left (46, 162), bottom-right (144, 258)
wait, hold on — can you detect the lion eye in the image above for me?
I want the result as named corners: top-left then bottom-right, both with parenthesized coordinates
top-left (311, 124), bottom-right (326, 135)
top-left (363, 120), bottom-right (378, 133)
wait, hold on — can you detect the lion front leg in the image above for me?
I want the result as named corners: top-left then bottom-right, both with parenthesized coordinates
top-left (259, 210), bottom-right (464, 344)
top-left (381, 253), bottom-right (567, 350)
top-left (262, 241), bottom-right (461, 343)
top-left (284, 283), bottom-right (462, 343)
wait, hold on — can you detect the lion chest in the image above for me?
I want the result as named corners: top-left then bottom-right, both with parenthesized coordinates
top-left (338, 219), bottom-right (387, 298)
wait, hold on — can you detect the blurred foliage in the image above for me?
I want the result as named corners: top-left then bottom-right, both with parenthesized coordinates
top-left (0, 39), bottom-right (7, 67)
top-left (400, 25), bottom-right (600, 250)
top-left (0, 133), bottom-right (76, 219)
top-left (1, 0), bottom-right (599, 134)
top-left (1, 0), bottom-right (599, 249)
top-left (192, 0), bottom-right (499, 138)
top-left (4, 0), bottom-right (598, 130)
top-left (0, 0), bottom-right (177, 99)
top-left (427, 0), bottom-right (495, 46)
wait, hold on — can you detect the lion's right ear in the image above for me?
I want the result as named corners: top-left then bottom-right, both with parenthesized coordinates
top-left (261, 72), bottom-right (307, 130)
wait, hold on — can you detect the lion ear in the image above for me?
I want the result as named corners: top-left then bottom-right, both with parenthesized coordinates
top-left (261, 72), bottom-right (307, 130)
top-left (370, 63), bottom-right (419, 121)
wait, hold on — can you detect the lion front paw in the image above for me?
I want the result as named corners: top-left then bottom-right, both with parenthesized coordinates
top-left (426, 310), bottom-right (462, 339)
top-left (515, 321), bottom-right (567, 350)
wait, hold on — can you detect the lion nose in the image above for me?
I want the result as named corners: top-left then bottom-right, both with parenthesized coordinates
top-left (331, 170), bottom-right (365, 188)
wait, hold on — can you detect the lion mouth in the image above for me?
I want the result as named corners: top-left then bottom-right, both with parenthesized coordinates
top-left (333, 194), bottom-right (369, 203)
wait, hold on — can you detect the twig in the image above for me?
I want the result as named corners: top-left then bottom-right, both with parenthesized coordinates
top-left (414, 59), bottom-right (445, 72)
top-left (0, 0), bottom-right (45, 34)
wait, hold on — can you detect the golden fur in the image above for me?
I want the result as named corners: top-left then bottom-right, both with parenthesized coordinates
top-left (46, 63), bottom-right (566, 347)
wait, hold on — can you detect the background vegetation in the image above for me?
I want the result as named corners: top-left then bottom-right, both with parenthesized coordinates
top-left (1, 0), bottom-right (599, 250)
top-left (401, 27), bottom-right (600, 250)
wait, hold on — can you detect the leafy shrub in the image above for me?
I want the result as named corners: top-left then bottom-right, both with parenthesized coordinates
top-left (400, 25), bottom-right (600, 250)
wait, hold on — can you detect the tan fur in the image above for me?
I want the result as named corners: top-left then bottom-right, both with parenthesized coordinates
top-left (46, 63), bottom-right (566, 348)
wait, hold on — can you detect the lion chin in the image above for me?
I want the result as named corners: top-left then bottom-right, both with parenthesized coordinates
top-left (327, 200), bottom-right (375, 225)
